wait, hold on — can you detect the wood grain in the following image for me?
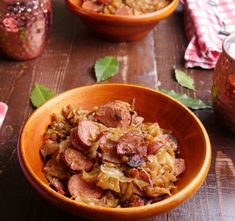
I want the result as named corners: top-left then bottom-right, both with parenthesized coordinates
top-left (0, 1), bottom-right (235, 221)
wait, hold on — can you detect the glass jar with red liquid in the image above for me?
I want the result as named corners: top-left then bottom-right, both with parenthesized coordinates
top-left (212, 33), bottom-right (235, 133)
top-left (0, 0), bottom-right (52, 60)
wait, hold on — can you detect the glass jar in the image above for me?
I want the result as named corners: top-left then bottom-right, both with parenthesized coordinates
top-left (212, 33), bottom-right (235, 133)
top-left (0, 0), bottom-right (52, 61)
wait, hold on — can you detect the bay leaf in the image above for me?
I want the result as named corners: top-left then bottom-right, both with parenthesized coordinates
top-left (159, 89), bottom-right (211, 110)
top-left (95, 56), bottom-right (119, 82)
top-left (30, 83), bottom-right (55, 108)
top-left (174, 66), bottom-right (195, 91)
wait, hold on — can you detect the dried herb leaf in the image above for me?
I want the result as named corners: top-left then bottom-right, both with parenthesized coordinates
top-left (95, 56), bottom-right (119, 82)
top-left (30, 83), bottom-right (55, 108)
top-left (159, 89), bottom-right (211, 110)
top-left (174, 66), bottom-right (195, 91)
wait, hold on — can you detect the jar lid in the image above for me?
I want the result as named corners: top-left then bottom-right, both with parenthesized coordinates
top-left (223, 33), bottom-right (235, 62)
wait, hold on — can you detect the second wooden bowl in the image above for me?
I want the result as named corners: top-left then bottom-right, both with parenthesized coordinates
top-left (65, 0), bottom-right (179, 42)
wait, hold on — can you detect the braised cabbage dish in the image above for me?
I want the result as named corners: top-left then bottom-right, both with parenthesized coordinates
top-left (40, 100), bottom-right (185, 208)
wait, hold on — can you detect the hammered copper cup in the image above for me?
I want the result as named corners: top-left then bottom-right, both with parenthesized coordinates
top-left (212, 33), bottom-right (235, 133)
top-left (0, 0), bottom-right (52, 61)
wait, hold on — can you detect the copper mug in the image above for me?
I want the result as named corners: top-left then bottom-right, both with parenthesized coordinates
top-left (212, 33), bottom-right (235, 133)
top-left (0, 0), bottom-right (52, 61)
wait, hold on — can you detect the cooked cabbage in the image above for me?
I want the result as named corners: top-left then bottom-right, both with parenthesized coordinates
top-left (82, 167), bottom-right (100, 183)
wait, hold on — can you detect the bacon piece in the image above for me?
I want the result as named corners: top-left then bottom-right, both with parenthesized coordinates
top-left (50, 178), bottom-right (66, 195)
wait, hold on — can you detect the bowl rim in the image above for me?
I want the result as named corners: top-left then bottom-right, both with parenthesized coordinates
top-left (18, 83), bottom-right (211, 216)
top-left (65, 0), bottom-right (179, 24)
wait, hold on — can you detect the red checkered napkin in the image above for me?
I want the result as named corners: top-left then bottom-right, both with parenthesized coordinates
top-left (182, 0), bottom-right (235, 69)
top-left (0, 102), bottom-right (8, 129)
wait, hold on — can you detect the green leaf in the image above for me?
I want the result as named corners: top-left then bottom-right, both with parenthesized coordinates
top-left (30, 83), bottom-right (55, 108)
top-left (95, 56), bottom-right (119, 82)
top-left (159, 89), bottom-right (212, 110)
top-left (174, 66), bottom-right (195, 91)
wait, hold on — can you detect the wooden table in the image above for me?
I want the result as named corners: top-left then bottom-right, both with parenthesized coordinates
top-left (0, 1), bottom-right (235, 220)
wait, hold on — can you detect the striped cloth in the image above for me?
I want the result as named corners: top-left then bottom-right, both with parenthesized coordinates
top-left (182, 0), bottom-right (235, 69)
top-left (0, 102), bottom-right (8, 129)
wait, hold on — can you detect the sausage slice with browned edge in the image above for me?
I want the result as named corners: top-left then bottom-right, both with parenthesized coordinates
top-left (70, 120), bottom-right (100, 149)
top-left (94, 100), bottom-right (131, 128)
top-left (68, 174), bottom-right (104, 199)
top-left (116, 132), bottom-right (147, 167)
top-left (70, 127), bottom-right (82, 150)
top-left (116, 132), bottom-right (146, 156)
top-left (63, 147), bottom-right (93, 171)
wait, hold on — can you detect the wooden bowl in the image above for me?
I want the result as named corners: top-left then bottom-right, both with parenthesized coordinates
top-left (65, 0), bottom-right (179, 42)
top-left (18, 84), bottom-right (211, 221)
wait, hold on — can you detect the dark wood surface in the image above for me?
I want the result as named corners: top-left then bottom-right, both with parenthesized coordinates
top-left (0, 1), bottom-right (235, 221)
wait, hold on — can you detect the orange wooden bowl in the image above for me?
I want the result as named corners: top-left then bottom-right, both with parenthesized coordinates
top-left (18, 84), bottom-right (211, 221)
top-left (65, 0), bottom-right (179, 42)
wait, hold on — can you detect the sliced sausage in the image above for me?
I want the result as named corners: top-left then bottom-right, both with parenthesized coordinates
top-left (116, 132), bottom-right (145, 155)
top-left (175, 158), bottom-right (186, 176)
top-left (63, 147), bottom-right (93, 171)
top-left (68, 174), bottom-right (104, 199)
top-left (71, 120), bottom-right (100, 149)
top-left (70, 127), bottom-right (83, 151)
top-left (94, 100), bottom-right (131, 128)
top-left (147, 142), bottom-right (163, 155)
